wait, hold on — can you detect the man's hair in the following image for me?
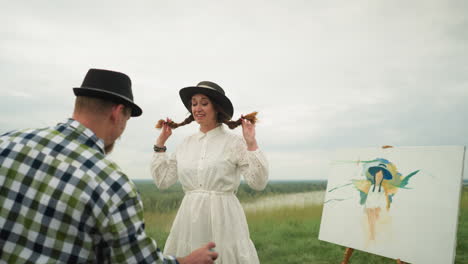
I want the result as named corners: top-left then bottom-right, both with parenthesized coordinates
top-left (74, 96), bottom-right (130, 116)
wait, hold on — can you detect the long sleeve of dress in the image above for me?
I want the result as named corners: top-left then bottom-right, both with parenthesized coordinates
top-left (150, 152), bottom-right (178, 189)
top-left (234, 136), bottom-right (269, 190)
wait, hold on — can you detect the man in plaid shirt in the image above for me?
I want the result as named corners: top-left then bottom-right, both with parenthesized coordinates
top-left (0, 69), bottom-right (218, 264)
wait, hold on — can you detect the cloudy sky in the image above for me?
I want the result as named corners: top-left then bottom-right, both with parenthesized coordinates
top-left (1, 0), bottom-right (467, 181)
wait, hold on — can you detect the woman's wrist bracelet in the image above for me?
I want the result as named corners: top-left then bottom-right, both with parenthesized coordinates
top-left (153, 145), bottom-right (167, 152)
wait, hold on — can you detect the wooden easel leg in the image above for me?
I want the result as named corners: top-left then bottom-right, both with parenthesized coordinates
top-left (396, 259), bottom-right (406, 264)
top-left (341, 248), bottom-right (354, 264)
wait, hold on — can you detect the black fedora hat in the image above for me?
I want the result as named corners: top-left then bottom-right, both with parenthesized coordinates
top-left (179, 81), bottom-right (234, 119)
top-left (73, 68), bottom-right (142, 117)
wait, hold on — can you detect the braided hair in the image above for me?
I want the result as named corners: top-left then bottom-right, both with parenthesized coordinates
top-left (155, 100), bottom-right (258, 130)
top-left (155, 111), bottom-right (258, 129)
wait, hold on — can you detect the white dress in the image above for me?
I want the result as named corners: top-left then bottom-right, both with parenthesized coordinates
top-left (365, 187), bottom-right (387, 209)
top-left (150, 125), bottom-right (269, 264)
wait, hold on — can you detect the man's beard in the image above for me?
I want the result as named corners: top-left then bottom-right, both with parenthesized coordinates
top-left (104, 142), bottom-right (115, 154)
top-left (104, 135), bottom-right (121, 155)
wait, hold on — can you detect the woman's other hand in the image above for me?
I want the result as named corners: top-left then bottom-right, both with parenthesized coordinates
top-left (156, 118), bottom-right (173, 147)
top-left (241, 117), bottom-right (258, 151)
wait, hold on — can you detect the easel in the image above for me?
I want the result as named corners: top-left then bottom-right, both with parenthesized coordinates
top-left (341, 146), bottom-right (407, 264)
top-left (341, 247), bottom-right (407, 264)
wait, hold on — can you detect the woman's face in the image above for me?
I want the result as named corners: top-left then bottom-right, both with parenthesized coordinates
top-left (375, 170), bottom-right (384, 185)
top-left (191, 94), bottom-right (217, 126)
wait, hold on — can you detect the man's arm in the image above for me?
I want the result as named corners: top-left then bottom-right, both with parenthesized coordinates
top-left (103, 191), bottom-right (175, 263)
top-left (100, 180), bottom-right (217, 264)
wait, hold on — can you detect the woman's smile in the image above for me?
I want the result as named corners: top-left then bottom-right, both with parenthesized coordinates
top-left (194, 113), bottom-right (206, 119)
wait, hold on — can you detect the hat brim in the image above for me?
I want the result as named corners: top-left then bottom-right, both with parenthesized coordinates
top-left (179, 86), bottom-right (234, 119)
top-left (73, 87), bottom-right (142, 117)
top-left (368, 167), bottom-right (393, 180)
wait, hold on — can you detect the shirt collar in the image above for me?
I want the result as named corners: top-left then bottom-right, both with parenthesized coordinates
top-left (196, 124), bottom-right (224, 140)
top-left (59, 118), bottom-right (106, 154)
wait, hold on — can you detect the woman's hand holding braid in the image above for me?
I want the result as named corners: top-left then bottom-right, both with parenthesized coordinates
top-left (156, 118), bottom-right (173, 147)
top-left (241, 116), bottom-right (258, 151)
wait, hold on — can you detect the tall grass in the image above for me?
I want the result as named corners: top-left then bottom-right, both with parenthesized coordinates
top-left (135, 180), bottom-right (326, 212)
top-left (249, 191), bottom-right (467, 264)
top-left (138, 181), bottom-right (467, 263)
top-left (456, 186), bottom-right (468, 264)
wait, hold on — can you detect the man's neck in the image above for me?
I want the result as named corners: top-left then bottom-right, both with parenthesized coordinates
top-left (73, 113), bottom-right (111, 147)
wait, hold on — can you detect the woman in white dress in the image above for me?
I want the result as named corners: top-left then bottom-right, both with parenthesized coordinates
top-left (151, 81), bottom-right (269, 264)
top-left (364, 162), bottom-right (393, 241)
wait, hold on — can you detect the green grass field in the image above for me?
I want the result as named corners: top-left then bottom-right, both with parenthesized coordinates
top-left (136, 181), bottom-right (468, 263)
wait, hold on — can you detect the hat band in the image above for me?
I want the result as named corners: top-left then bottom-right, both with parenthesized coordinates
top-left (197, 84), bottom-right (219, 91)
top-left (79, 87), bottom-right (134, 103)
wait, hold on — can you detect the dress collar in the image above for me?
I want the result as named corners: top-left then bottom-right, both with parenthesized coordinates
top-left (196, 124), bottom-right (224, 140)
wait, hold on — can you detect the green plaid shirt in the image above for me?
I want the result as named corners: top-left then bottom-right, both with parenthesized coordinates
top-left (0, 119), bottom-right (177, 264)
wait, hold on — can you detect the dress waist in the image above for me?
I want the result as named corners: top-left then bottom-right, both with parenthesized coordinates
top-left (185, 189), bottom-right (235, 196)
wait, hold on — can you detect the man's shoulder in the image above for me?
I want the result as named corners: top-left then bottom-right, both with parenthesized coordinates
top-left (0, 126), bottom-right (56, 148)
top-left (0, 123), bottom-right (113, 178)
top-left (85, 157), bottom-right (138, 205)
top-left (1, 126), bottom-right (51, 139)
top-left (56, 145), bottom-right (137, 207)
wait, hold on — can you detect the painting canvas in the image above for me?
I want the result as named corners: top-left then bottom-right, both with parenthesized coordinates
top-left (318, 146), bottom-right (465, 264)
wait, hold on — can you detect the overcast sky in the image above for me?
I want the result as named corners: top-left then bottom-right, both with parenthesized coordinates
top-left (1, 0), bottom-right (467, 181)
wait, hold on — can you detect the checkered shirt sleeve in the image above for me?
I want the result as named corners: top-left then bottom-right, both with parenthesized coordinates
top-left (0, 119), bottom-right (178, 264)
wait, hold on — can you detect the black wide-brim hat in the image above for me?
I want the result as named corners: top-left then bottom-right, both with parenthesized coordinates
top-left (179, 81), bottom-right (234, 119)
top-left (368, 164), bottom-right (393, 180)
top-left (73, 68), bottom-right (142, 117)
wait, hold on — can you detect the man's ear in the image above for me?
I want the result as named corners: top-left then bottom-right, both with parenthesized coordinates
top-left (110, 104), bottom-right (125, 122)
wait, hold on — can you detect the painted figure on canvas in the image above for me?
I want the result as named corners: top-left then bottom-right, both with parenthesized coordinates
top-left (352, 158), bottom-right (419, 241)
top-left (329, 158), bottom-right (419, 242)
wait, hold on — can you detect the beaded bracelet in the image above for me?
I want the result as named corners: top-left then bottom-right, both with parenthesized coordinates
top-left (153, 145), bottom-right (167, 152)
